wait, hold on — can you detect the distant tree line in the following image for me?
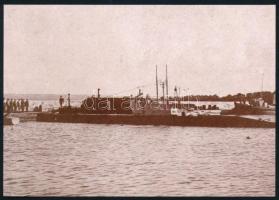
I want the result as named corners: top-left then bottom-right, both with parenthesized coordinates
top-left (167, 91), bottom-right (275, 105)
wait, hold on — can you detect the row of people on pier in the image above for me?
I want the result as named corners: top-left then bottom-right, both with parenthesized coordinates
top-left (3, 98), bottom-right (29, 113)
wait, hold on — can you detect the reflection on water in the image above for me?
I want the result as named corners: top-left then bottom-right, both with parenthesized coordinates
top-left (4, 122), bottom-right (275, 196)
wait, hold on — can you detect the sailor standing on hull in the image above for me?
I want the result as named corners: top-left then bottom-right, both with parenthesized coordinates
top-left (59, 96), bottom-right (64, 108)
top-left (6, 99), bottom-right (10, 113)
top-left (25, 99), bottom-right (29, 112)
top-left (16, 100), bottom-right (20, 112)
top-left (9, 99), bottom-right (13, 112)
top-left (13, 99), bottom-right (17, 112)
top-left (20, 99), bottom-right (25, 112)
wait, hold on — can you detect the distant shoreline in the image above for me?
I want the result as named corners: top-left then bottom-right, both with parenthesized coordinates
top-left (4, 91), bottom-right (275, 104)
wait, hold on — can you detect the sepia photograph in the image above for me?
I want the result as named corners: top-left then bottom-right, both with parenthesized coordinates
top-left (3, 5), bottom-right (275, 196)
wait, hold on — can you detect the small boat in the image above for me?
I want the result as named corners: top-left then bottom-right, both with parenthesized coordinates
top-left (221, 101), bottom-right (275, 115)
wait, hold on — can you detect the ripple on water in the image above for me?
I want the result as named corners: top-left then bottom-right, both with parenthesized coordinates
top-left (3, 122), bottom-right (275, 196)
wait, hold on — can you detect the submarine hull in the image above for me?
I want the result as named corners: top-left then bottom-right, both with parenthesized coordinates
top-left (36, 113), bottom-right (275, 128)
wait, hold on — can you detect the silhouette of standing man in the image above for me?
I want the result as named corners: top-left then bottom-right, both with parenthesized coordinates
top-left (13, 99), bottom-right (17, 112)
top-left (16, 100), bottom-right (20, 112)
top-left (20, 99), bottom-right (25, 112)
top-left (6, 98), bottom-right (10, 113)
top-left (9, 99), bottom-right (13, 112)
top-left (59, 96), bottom-right (64, 108)
top-left (25, 99), bottom-right (29, 112)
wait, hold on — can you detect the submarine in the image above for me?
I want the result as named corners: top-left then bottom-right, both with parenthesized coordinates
top-left (36, 66), bottom-right (275, 128)
top-left (36, 93), bottom-right (275, 128)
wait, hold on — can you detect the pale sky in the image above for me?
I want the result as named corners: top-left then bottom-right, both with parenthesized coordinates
top-left (4, 5), bottom-right (275, 97)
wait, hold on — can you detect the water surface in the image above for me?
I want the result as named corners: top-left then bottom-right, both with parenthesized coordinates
top-left (4, 122), bottom-right (275, 196)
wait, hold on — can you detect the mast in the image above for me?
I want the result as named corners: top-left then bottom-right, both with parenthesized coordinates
top-left (174, 86), bottom-right (177, 108)
top-left (97, 88), bottom-right (100, 98)
top-left (187, 88), bottom-right (189, 110)
top-left (261, 72), bottom-right (264, 98)
top-left (178, 87), bottom-right (181, 106)
top-left (161, 82), bottom-right (165, 105)
top-left (156, 65), bottom-right (159, 101)
top-left (165, 64), bottom-right (169, 105)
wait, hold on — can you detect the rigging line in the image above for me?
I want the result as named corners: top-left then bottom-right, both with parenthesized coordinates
top-left (112, 88), bottom-right (141, 96)
top-left (112, 87), bottom-right (139, 96)
top-left (112, 82), bottom-right (155, 96)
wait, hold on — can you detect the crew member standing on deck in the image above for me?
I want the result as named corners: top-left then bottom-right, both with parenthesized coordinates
top-left (67, 93), bottom-right (71, 107)
top-left (6, 98), bottom-right (10, 113)
top-left (20, 99), bottom-right (25, 112)
top-left (25, 99), bottom-right (29, 112)
top-left (59, 96), bottom-right (64, 108)
top-left (9, 99), bottom-right (12, 112)
top-left (38, 104), bottom-right (42, 112)
top-left (16, 100), bottom-right (20, 112)
top-left (13, 99), bottom-right (17, 112)
top-left (10, 99), bottom-right (14, 112)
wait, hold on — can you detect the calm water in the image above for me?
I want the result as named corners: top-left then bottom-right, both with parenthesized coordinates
top-left (4, 122), bottom-right (275, 196)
